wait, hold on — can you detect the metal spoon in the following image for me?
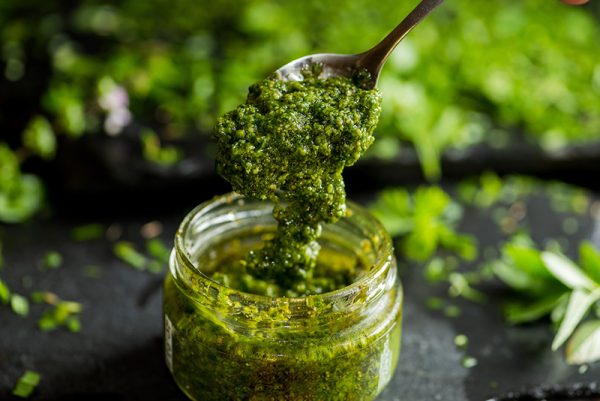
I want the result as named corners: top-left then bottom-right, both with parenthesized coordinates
top-left (275, 0), bottom-right (444, 88)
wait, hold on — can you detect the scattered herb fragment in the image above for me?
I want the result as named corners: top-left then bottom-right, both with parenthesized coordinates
top-left (42, 251), bottom-right (63, 269)
top-left (12, 370), bottom-right (40, 398)
top-left (71, 223), bottom-right (104, 242)
top-left (444, 305), bottom-right (461, 318)
top-left (10, 293), bottom-right (29, 316)
top-left (146, 238), bottom-right (170, 264)
top-left (462, 356), bottom-right (478, 369)
top-left (33, 291), bottom-right (83, 332)
top-left (0, 277), bottom-right (10, 303)
top-left (113, 241), bottom-right (147, 270)
top-left (454, 334), bottom-right (468, 349)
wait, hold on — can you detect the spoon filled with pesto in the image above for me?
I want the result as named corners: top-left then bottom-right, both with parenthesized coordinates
top-left (275, 0), bottom-right (444, 88)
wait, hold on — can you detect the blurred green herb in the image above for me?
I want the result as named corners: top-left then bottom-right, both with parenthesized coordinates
top-left (114, 240), bottom-right (165, 273)
top-left (0, 144), bottom-right (44, 223)
top-left (113, 241), bottom-right (147, 270)
top-left (0, 277), bottom-right (10, 304)
top-left (10, 293), bottom-right (29, 316)
top-left (12, 370), bottom-right (40, 399)
top-left (370, 186), bottom-right (477, 262)
top-left (71, 224), bottom-right (104, 242)
top-left (22, 116), bottom-right (56, 160)
top-left (146, 238), bottom-right (170, 264)
top-left (140, 130), bottom-right (182, 166)
top-left (42, 251), bottom-right (63, 269)
top-left (33, 291), bottom-right (83, 332)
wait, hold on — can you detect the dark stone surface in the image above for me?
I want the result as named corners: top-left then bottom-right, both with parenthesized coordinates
top-left (1, 184), bottom-right (600, 401)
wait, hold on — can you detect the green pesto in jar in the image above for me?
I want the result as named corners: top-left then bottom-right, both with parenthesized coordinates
top-left (164, 197), bottom-right (403, 401)
top-left (214, 68), bottom-right (382, 292)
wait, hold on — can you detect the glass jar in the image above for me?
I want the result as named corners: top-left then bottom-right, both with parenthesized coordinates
top-left (164, 193), bottom-right (403, 401)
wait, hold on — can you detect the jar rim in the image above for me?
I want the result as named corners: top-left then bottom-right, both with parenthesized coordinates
top-left (174, 192), bottom-right (395, 305)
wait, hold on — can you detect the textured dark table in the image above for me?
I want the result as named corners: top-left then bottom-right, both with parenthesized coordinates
top-left (1, 184), bottom-right (599, 401)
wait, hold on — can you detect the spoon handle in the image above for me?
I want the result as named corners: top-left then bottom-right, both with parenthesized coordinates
top-left (358, 0), bottom-right (444, 78)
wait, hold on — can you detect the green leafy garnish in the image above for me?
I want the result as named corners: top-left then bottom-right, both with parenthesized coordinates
top-left (370, 186), bottom-right (477, 262)
top-left (12, 370), bottom-right (41, 398)
top-left (22, 116), bottom-right (56, 160)
top-left (493, 237), bottom-right (600, 364)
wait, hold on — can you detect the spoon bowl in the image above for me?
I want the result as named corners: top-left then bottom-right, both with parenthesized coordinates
top-left (275, 0), bottom-right (444, 88)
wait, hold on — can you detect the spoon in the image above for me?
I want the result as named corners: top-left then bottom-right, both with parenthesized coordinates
top-left (275, 0), bottom-right (444, 88)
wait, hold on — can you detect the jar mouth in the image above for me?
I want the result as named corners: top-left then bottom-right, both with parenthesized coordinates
top-left (174, 192), bottom-right (395, 305)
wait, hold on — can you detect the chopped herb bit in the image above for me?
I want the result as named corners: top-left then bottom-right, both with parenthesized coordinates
top-left (0, 278), bottom-right (10, 304)
top-left (454, 334), bottom-right (468, 349)
top-left (146, 238), bottom-right (171, 264)
top-left (71, 224), bottom-right (104, 242)
top-left (448, 273), bottom-right (486, 303)
top-left (42, 251), bottom-right (63, 269)
top-left (424, 258), bottom-right (451, 283)
top-left (444, 305), bottom-right (461, 318)
top-left (10, 294), bottom-right (29, 316)
top-left (114, 241), bottom-right (147, 270)
top-left (462, 356), bottom-right (478, 369)
top-left (30, 291), bottom-right (59, 305)
top-left (425, 297), bottom-right (444, 311)
top-left (140, 130), bottom-right (182, 166)
top-left (66, 316), bottom-right (82, 333)
top-left (12, 370), bottom-right (40, 398)
top-left (37, 295), bottom-right (83, 332)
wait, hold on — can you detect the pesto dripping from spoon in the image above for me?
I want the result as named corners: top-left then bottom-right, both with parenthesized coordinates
top-left (275, 0), bottom-right (444, 88)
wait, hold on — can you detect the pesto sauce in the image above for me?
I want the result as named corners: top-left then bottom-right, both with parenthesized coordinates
top-left (215, 70), bottom-right (382, 293)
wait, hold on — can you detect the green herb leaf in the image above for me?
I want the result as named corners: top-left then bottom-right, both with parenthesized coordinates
top-left (369, 188), bottom-right (413, 237)
top-left (448, 273), bottom-right (486, 303)
top-left (10, 294), bottom-right (29, 316)
top-left (0, 278), bottom-right (10, 304)
top-left (71, 224), bottom-right (104, 242)
top-left (504, 293), bottom-right (566, 325)
top-left (42, 251), bottom-right (63, 269)
top-left (492, 260), bottom-right (549, 295)
top-left (113, 242), bottom-right (147, 270)
top-left (542, 252), bottom-right (596, 290)
top-left (505, 244), bottom-right (553, 280)
top-left (12, 370), bottom-right (40, 398)
top-left (552, 288), bottom-right (600, 351)
top-left (22, 115), bottom-right (56, 160)
top-left (579, 241), bottom-right (600, 284)
top-left (146, 238), bottom-right (171, 264)
top-left (565, 319), bottom-right (600, 365)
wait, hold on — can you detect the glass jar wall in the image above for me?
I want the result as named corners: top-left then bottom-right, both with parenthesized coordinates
top-left (164, 193), bottom-right (403, 401)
